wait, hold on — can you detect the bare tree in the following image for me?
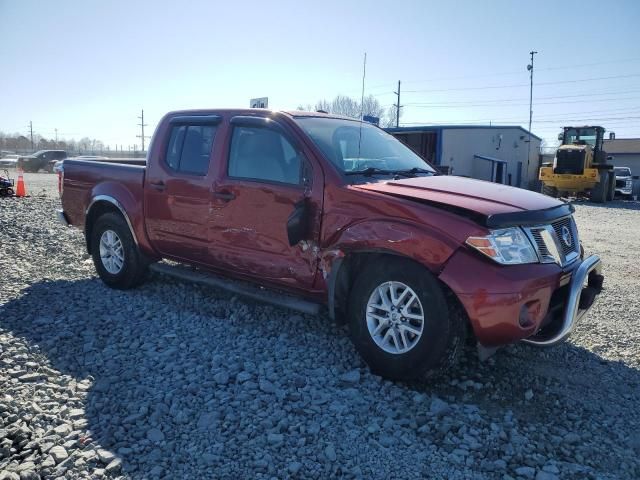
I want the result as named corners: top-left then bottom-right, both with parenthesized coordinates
top-left (305, 94), bottom-right (389, 124)
top-left (78, 137), bottom-right (91, 153)
top-left (382, 105), bottom-right (400, 128)
top-left (296, 103), bottom-right (317, 111)
top-left (314, 99), bottom-right (331, 113)
top-left (360, 95), bottom-right (385, 119)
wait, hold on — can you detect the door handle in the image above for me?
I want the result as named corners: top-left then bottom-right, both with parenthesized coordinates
top-left (149, 180), bottom-right (165, 191)
top-left (213, 190), bottom-right (235, 202)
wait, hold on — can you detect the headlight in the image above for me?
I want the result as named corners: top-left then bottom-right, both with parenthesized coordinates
top-left (466, 227), bottom-right (538, 265)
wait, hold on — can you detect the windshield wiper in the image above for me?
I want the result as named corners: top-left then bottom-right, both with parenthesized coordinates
top-left (395, 167), bottom-right (435, 176)
top-left (345, 167), bottom-right (435, 178)
top-left (344, 167), bottom-right (398, 177)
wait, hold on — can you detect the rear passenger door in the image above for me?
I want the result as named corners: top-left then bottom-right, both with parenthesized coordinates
top-left (144, 115), bottom-right (221, 264)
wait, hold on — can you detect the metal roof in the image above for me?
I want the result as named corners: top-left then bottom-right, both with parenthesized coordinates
top-left (603, 138), bottom-right (640, 155)
top-left (385, 125), bottom-right (542, 142)
top-left (474, 154), bottom-right (507, 164)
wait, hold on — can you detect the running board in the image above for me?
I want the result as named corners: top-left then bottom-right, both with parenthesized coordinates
top-left (149, 262), bottom-right (322, 316)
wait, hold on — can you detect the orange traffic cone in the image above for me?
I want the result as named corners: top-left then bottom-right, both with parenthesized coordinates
top-left (15, 170), bottom-right (27, 197)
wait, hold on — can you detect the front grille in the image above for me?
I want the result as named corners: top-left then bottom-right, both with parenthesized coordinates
top-left (528, 227), bottom-right (554, 263)
top-left (554, 150), bottom-right (585, 175)
top-left (551, 217), bottom-right (578, 257)
top-left (525, 216), bottom-right (579, 266)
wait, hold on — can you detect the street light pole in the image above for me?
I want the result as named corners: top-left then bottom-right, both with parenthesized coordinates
top-left (526, 50), bottom-right (538, 184)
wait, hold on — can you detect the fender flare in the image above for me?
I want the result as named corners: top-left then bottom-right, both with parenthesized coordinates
top-left (85, 195), bottom-right (139, 247)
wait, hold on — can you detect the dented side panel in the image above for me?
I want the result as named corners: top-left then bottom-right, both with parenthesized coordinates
top-left (316, 183), bottom-right (486, 278)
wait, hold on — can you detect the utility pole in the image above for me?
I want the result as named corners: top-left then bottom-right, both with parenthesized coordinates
top-left (526, 51), bottom-right (538, 175)
top-left (29, 121), bottom-right (34, 150)
top-left (393, 80), bottom-right (402, 128)
top-left (136, 109), bottom-right (150, 152)
top-left (55, 128), bottom-right (58, 144)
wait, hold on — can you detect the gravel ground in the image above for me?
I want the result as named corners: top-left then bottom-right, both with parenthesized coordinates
top-left (1, 173), bottom-right (639, 480)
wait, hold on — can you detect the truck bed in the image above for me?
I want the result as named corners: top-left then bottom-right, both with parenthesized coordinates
top-left (61, 159), bottom-right (146, 229)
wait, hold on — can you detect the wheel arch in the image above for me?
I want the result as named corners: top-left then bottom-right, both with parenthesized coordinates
top-left (85, 196), bottom-right (138, 254)
top-left (328, 250), bottom-right (472, 339)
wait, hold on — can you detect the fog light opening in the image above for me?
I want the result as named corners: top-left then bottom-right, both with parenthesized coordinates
top-left (519, 300), bottom-right (541, 328)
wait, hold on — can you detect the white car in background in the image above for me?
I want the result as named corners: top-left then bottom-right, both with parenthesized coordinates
top-left (0, 154), bottom-right (19, 168)
top-left (614, 167), bottom-right (634, 199)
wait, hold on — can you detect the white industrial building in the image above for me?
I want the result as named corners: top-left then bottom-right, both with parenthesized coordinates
top-left (386, 125), bottom-right (542, 189)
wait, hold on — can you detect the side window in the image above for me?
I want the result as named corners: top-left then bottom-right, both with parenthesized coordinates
top-left (228, 126), bottom-right (301, 185)
top-left (164, 124), bottom-right (216, 175)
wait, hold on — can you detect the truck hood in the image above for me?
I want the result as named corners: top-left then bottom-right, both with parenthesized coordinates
top-left (353, 175), bottom-right (570, 228)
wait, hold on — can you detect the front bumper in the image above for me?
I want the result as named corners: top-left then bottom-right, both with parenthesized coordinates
top-left (439, 249), bottom-right (604, 347)
top-left (522, 255), bottom-right (602, 346)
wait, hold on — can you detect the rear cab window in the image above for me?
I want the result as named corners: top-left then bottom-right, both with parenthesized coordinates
top-left (165, 122), bottom-right (217, 175)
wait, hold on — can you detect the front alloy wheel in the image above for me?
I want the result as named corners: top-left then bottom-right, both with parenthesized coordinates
top-left (366, 281), bottom-right (424, 354)
top-left (347, 258), bottom-right (465, 380)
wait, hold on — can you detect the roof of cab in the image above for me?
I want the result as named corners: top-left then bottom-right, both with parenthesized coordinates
top-left (164, 108), bottom-right (361, 123)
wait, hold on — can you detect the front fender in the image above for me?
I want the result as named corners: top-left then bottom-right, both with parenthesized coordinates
top-left (325, 219), bottom-right (460, 274)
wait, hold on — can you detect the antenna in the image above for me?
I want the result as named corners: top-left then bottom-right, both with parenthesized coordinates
top-left (357, 52), bottom-right (367, 160)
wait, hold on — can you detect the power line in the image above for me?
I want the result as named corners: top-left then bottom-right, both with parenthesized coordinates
top-left (364, 56), bottom-right (640, 91)
top-left (402, 96), bottom-right (640, 108)
top-left (398, 73), bottom-right (640, 94)
top-left (400, 88), bottom-right (640, 106)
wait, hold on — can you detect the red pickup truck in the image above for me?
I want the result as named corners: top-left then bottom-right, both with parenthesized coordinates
top-left (57, 109), bottom-right (604, 380)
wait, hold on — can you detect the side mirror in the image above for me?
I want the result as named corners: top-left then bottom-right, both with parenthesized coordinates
top-left (557, 133), bottom-right (563, 141)
top-left (606, 155), bottom-right (614, 161)
top-left (633, 175), bottom-right (639, 180)
top-left (287, 198), bottom-right (311, 246)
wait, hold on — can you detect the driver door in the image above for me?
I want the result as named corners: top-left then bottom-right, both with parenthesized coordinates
top-left (208, 117), bottom-right (321, 289)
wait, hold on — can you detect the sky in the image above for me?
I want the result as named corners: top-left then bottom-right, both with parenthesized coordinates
top-left (1, 0), bottom-right (639, 151)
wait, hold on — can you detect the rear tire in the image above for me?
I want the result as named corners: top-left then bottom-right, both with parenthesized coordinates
top-left (347, 258), bottom-right (464, 381)
top-left (590, 171), bottom-right (608, 203)
top-left (541, 184), bottom-right (558, 198)
top-left (91, 212), bottom-right (148, 289)
top-left (606, 171), bottom-right (615, 201)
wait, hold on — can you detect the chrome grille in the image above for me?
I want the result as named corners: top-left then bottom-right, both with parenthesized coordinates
top-left (525, 216), bottom-right (580, 266)
top-left (551, 217), bottom-right (578, 257)
top-left (529, 227), bottom-right (554, 263)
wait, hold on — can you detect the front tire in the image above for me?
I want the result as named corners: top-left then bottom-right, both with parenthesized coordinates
top-left (347, 258), bottom-right (464, 381)
top-left (91, 212), bottom-right (148, 289)
top-left (606, 171), bottom-right (615, 201)
top-left (590, 171), bottom-right (608, 203)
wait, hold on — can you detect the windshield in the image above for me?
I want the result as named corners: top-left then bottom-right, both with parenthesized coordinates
top-left (565, 128), bottom-right (597, 147)
top-left (295, 117), bottom-right (435, 175)
top-left (615, 167), bottom-right (632, 176)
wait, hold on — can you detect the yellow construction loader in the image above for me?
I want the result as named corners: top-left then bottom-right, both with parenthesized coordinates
top-left (539, 126), bottom-right (615, 203)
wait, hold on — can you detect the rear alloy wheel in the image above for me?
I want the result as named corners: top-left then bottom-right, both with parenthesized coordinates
top-left (348, 258), bottom-right (465, 380)
top-left (91, 212), bottom-right (148, 289)
top-left (99, 230), bottom-right (125, 274)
